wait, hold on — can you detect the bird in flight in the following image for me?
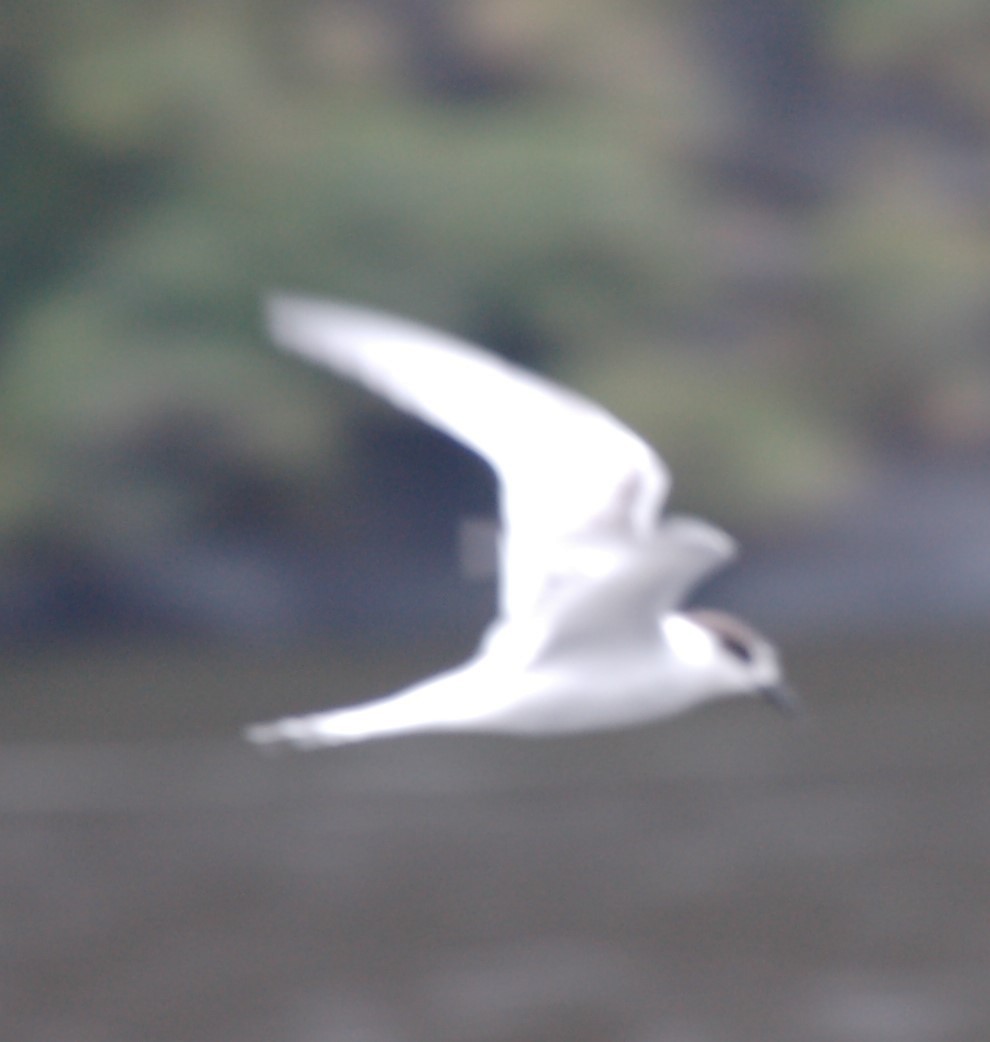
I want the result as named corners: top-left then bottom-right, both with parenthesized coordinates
top-left (246, 296), bottom-right (795, 748)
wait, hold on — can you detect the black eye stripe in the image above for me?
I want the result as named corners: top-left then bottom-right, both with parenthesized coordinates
top-left (685, 609), bottom-right (764, 666)
top-left (719, 634), bottom-right (753, 663)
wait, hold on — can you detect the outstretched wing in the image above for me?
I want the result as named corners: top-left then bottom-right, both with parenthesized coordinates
top-left (531, 516), bottom-right (737, 657)
top-left (268, 295), bottom-right (669, 617)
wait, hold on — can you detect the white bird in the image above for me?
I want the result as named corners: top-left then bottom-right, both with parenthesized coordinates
top-left (246, 296), bottom-right (794, 749)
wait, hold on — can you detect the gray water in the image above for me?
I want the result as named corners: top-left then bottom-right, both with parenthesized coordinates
top-left (2, 633), bottom-right (988, 1041)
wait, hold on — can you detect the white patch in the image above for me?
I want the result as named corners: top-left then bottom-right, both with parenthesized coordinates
top-left (661, 614), bottom-right (716, 668)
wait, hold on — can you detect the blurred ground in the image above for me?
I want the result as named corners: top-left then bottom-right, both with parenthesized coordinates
top-left (4, 8), bottom-right (990, 1039)
top-left (2, 632), bottom-right (988, 1042)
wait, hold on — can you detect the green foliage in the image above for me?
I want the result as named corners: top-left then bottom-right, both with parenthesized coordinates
top-left (3, 0), bottom-right (990, 563)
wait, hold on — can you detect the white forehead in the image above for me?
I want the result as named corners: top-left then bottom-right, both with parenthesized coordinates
top-left (661, 614), bottom-right (716, 668)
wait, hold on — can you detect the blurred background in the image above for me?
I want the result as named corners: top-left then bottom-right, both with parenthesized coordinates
top-left (2, 2), bottom-right (990, 1040)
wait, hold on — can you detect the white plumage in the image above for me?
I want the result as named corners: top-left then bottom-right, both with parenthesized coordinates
top-left (246, 296), bottom-right (792, 748)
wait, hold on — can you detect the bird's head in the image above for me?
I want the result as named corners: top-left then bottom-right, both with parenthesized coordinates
top-left (662, 609), bottom-right (797, 715)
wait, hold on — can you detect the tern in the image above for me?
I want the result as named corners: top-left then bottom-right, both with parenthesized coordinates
top-left (246, 296), bottom-right (794, 748)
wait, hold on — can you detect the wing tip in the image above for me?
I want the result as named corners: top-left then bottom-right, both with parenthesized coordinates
top-left (264, 291), bottom-right (322, 356)
top-left (264, 291), bottom-right (394, 363)
top-left (244, 711), bottom-right (369, 750)
top-left (245, 716), bottom-right (322, 751)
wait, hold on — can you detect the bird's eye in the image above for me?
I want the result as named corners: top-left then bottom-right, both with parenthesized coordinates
top-left (719, 634), bottom-right (753, 663)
